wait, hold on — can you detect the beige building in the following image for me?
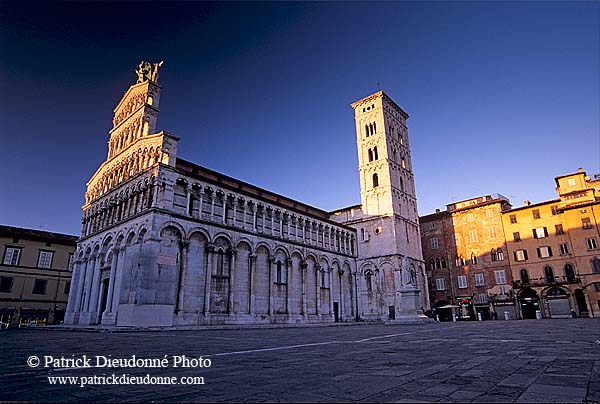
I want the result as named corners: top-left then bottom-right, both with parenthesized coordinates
top-left (503, 168), bottom-right (600, 319)
top-left (64, 62), bottom-right (428, 328)
top-left (0, 225), bottom-right (77, 327)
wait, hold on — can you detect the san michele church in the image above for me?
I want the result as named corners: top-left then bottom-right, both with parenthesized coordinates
top-left (64, 62), bottom-right (430, 327)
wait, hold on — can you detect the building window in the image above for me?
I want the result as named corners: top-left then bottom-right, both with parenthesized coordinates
top-left (216, 250), bottom-right (226, 276)
top-left (276, 261), bottom-right (283, 284)
top-left (520, 268), bottom-right (529, 285)
top-left (582, 217), bottom-right (592, 230)
top-left (441, 258), bottom-right (446, 268)
top-left (430, 259), bottom-right (435, 270)
top-left (564, 264), bottom-right (576, 283)
top-left (513, 232), bottom-right (521, 242)
top-left (486, 209), bottom-right (493, 218)
top-left (509, 214), bottom-right (517, 224)
top-left (365, 272), bottom-right (373, 293)
top-left (430, 237), bottom-right (438, 249)
top-left (458, 275), bottom-right (468, 289)
top-left (435, 277), bottom-right (445, 291)
top-left (467, 213), bottom-right (474, 222)
top-left (321, 270), bottom-right (329, 288)
top-left (497, 248), bottom-right (504, 261)
top-left (494, 270), bottom-right (506, 285)
top-left (475, 273), bottom-right (485, 286)
top-left (361, 228), bottom-right (368, 242)
top-left (592, 258), bottom-right (600, 274)
top-left (372, 173), bottom-right (379, 188)
top-left (491, 249), bottom-right (497, 262)
top-left (537, 246), bottom-right (553, 258)
top-left (490, 226), bottom-right (497, 239)
top-left (0, 277), bottom-right (13, 293)
top-left (68, 254), bottom-right (74, 271)
top-left (37, 251), bottom-right (54, 269)
top-left (454, 233), bottom-right (461, 245)
top-left (567, 178), bottom-right (576, 186)
top-left (559, 243), bottom-right (570, 255)
top-left (469, 230), bottom-right (478, 243)
top-left (3, 247), bottom-right (21, 266)
top-left (532, 209), bottom-right (540, 219)
top-left (368, 149), bottom-right (373, 162)
top-left (544, 266), bottom-right (555, 284)
top-left (551, 205), bottom-right (559, 215)
top-left (555, 224), bottom-right (564, 235)
top-left (533, 227), bottom-right (548, 239)
top-left (64, 281), bottom-right (71, 294)
top-left (401, 157), bottom-right (406, 169)
top-left (514, 249), bottom-right (528, 262)
top-left (594, 282), bottom-right (600, 292)
top-left (471, 253), bottom-right (478, 265)
top-left (32, 279), bottom-right (48, 295)
top-left (587, 238), bottom-right (598, 250)
top-left (373, 146), bottom-right (378, 160)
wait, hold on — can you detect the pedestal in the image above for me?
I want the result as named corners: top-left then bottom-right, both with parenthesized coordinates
top-left (387, 288), bottom-right (433, 325)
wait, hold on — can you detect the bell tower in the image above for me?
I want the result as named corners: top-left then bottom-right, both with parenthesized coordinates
top-left (351, 90), bottom-right (419, 226)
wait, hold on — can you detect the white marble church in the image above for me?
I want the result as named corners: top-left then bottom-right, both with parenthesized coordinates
top-left (64, 62), bottom-right (430, 327)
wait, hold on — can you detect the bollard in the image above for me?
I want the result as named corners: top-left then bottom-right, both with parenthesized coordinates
top-left (477, 313), bottom-right (483, 321)
top-left (535, 310), bottom-right (542, 320)
top-left (504, 311), bottom-right (510, 321)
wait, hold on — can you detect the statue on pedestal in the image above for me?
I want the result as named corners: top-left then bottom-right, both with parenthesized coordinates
top-left (401, 256), bottom-right (415, 287)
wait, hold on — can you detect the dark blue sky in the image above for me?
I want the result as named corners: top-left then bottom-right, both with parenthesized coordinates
top-left (1, 2), bottom-right (598, 236)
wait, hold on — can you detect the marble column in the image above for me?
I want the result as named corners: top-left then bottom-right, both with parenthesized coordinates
top-left (105, 248), bottom-right (120, 313)
top-left (203, 246), bottom-right (214, 315)
top-left (228, 250), bottom-right (236, 315)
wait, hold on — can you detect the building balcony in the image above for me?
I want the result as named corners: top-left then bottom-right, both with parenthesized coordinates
top-left (512, 276), bottom-right (580, 289)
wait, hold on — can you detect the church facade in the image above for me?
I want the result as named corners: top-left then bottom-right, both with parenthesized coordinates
top-left (64, 62), bottom-right (428, 327)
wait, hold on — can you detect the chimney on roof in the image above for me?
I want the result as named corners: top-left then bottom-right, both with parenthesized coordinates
top-left (435, 208), bottom-right (440, 213)
top-left (524, 200), bottom-right (531, 206)
top-left (578, 167), bottom-right (584, 173)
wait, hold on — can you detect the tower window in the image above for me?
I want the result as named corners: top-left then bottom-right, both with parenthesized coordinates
top-left (368, 149), bottom-right (373, 162)
top-left (372, 173), bottom-right (379, 188)
top-left (401, 157), bottom-right (406, 169)
top-left (365, 124), bottom-right (369, 137)
top-left (373, 146), bottom-right (378, 160)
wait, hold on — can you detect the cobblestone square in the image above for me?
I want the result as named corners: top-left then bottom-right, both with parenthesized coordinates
top-left (2, 319), bottom-right (600, 403)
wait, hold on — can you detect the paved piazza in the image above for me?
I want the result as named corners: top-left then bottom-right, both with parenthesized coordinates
top-left (2, 319), bottom-right (600, 403)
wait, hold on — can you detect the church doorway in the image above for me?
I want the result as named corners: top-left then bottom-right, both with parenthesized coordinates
top-left (434, 300), bottom-right (452, 322)
top-left (99, 279), bottom-right (110, 322)
top-left (518, 288), bottom-right (540, 319)
top-left (333, 302), bottom-right (340, 322)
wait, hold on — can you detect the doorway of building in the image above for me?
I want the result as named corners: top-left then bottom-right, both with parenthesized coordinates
top-left (333, 302), bottom-right (340, 322)
top-left (574, 289), bottom-right (588, 317)
top-left (518, 288), bottom-right (540, 319)
top-left (388, 305), bottom-right (395, 321)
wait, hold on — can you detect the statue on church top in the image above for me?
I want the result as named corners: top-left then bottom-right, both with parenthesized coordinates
top-left (136, 60), bottom-right (163, 83)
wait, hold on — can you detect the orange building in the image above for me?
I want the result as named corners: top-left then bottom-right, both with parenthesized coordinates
top-left (503, 168), bottom-right (600, 319)
top-left (420, 194), bottom-right (514, 320)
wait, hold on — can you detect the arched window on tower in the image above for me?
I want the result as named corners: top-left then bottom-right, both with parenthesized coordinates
top-left (373, 122), bottom-right (377, 134)
top-left (216, 249), bottom-right (225, 276)
top-left (401, 157), bottom-right (406, 169)
top-left (369, 123), bottom-right (373, 136)
top-left (368, 149), bottom-right (373, 162)
top-left (365, 272), bottom-right (373, 293)
top-left (373, 146), bottom-right (378, 160)
top-left (400, 177), bottom-right (405, 192)
top-left (365, 124), bottom-right (369, 137)
top-left (372, 173), bottom-right (379, 188)
top-left (276, 260), bottom-right (283, 283)
top-left (147, 93), bottom-right (154, 106)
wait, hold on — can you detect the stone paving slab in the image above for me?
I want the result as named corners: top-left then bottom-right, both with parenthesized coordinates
top-left (1, 318), bottom-right (600, 402)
